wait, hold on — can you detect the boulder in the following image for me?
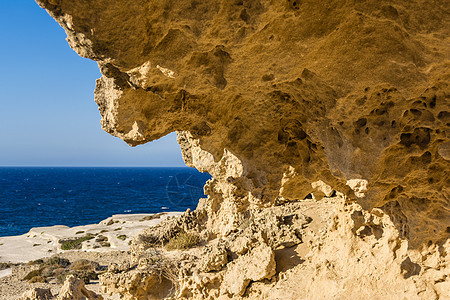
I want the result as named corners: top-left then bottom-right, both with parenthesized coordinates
top-left (221, 243), bottom-right (276, 296)
top-left (57, 275), bottom-right (102, 300)
top-left (19, 288), bottom-right (53, 300)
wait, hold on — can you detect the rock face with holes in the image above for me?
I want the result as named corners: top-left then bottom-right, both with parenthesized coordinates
top-left (35, 0), bottom-right (449, 248)
top-left (35, 0), bottom-right (449, 298)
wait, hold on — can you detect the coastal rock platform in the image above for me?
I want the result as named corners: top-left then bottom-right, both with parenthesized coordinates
top-left (0, 212), bottom-right (182, 264)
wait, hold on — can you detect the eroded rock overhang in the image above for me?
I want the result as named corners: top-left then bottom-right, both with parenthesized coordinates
top-left (36, 0), bottom-right (449, 248)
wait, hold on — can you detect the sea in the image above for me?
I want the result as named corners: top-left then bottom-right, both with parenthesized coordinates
top-left (0, 167), bottom-right (211, 237)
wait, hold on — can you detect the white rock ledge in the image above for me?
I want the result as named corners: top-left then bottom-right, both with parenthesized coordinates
top-left (0, 212), bottom-right (182, 264)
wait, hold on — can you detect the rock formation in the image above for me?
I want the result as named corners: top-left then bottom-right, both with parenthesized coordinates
top-left (35, 0), bottom-right (449, 299)
top-left (99, 195), bottom-right (449, 299)
top-left (57, 275), bottom-right (103, 300)
top-left (19, 288), bottom-right (53, 300)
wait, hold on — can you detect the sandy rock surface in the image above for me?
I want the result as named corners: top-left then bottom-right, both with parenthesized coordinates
top-left (56, 275), bottom-right (102, 300)
top-left (221, 243), bottom-right (275, 296)
top-left (94, 194), bottom-right (447, 299)
top-left (35, 0), bottom-right (449, 248)
top-left (18, 288), bottom-right (53, 300)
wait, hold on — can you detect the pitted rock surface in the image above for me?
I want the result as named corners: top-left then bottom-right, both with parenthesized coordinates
top-left (35, 0), bottom-right (449, 248)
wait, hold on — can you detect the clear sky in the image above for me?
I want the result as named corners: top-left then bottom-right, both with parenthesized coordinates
top-left (0, 2), bottom-right (185, 167)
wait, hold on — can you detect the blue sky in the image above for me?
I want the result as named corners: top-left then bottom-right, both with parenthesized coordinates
top-left (0, 2), bottom-right (185, 167)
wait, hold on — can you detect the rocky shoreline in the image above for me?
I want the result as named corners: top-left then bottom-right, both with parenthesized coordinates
top-left (2, 192), bottom-right (449, 299)
top-left (0, 212), bottom-right (183, 265)
top-left (0, 212), bottom-right (182, 299)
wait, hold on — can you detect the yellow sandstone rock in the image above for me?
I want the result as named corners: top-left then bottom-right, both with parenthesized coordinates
top-left (34, 0), bottom-right (449, 299)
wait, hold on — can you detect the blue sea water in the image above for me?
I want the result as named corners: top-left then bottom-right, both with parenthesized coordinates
top-left (0, 167), bottom-right (211, 237)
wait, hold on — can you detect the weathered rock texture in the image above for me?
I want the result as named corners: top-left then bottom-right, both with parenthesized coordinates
top-left (35, 0), bottom-right (449, 298)
top-left (99, 195), bottom-right (449, 299)
top-left (57, 275), bottom-right (103, 300)
top-left (36, 0), bottom-right (449, 247)
top-left (19, 288), bottom-right (53, 300)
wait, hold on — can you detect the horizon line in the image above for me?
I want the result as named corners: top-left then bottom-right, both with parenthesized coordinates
top-left (0, 165), bottom-right (189, 168)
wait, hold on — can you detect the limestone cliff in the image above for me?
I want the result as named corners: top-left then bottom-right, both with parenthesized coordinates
top-left (35, 0), bottom-right (449, 299)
